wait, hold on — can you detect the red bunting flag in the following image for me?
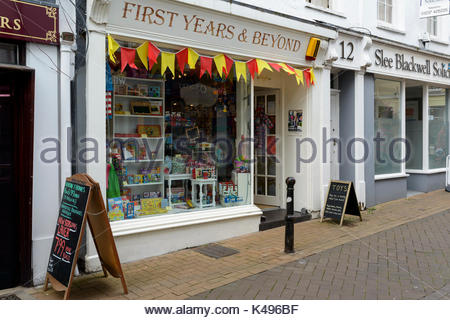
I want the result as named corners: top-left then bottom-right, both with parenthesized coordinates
top-left (121, 47), bottom-right (137, 72)
top-left (200, 56), bottom-right (213, 78)
top-left (268, 62), bottom-right (283, 72)
top-left (224, 55), bottom-right (234, 77)
top-left (246, 59), bottom-right (258, 80)
top-left (148, 41), bottom-right (160, 70)
top-left (304, 69), bottom-right (311, 88)
top-left (176, 48), bottom-right (188, 73)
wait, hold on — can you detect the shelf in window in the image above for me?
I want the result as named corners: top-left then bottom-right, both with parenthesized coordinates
top-left (123, 182), bottom-right (163, 187)
top-left (114, 114), bottom-right (164, 119)
top-left (114, 95), bottom-right (163, 100)
top-left (123, 159), bottom-right (164, 163)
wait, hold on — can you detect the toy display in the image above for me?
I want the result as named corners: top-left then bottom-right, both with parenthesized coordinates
top-left (219, 182), bottom-right (244, 207)
top-left (123, 167), bottom-right (161, 185)
top-left (107, 197), bottom-right (124, 221)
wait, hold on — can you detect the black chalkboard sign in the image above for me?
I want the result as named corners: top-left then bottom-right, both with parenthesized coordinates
top-left (47, 180), bottom-right (90, 287)
top-left (321, 181), bottom-right (362, 226)
top-left (44, 174), bottom-right (128, 300)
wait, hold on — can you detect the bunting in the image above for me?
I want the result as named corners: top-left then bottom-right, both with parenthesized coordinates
top-left (187, 48), bottom-right (199, 69)
top-left (256, 59), bottom-right (272, 74)
top-left (136, 41), bottom-right (149, 69)
top-left (148, 41), bottom-right (160, 70)
top-left (246, 59), bottom-right (258, 80)
top-left (120, 47), bottom-right (137, 72)
top-left (108, 35), bottom-right (120, 64)
top-left (176, 48), bottom-right (188, 72)
top-left (106, 36), bottom-right (318, 87)
top-left (200, 56), bottom-right (213, 78)
top-left (161, 52), bottom-right (175, 76)
top-left (214, 54), bottom-right (227, 78)
top-left (235, 61), bottom-right (247, 83)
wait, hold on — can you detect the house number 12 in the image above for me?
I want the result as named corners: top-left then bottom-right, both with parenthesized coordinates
top-left (339, 41), bottom-right (355, 61)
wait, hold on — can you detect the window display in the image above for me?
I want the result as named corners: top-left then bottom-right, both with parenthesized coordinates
top-left (374, 78), bottom-right (402, 176)
top-left (106, 43), bottom-right (252, 221)
top-left (428, 87), bottom-right (449, 169)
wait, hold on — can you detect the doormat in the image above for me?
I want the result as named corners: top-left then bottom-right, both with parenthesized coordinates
top-left (193, 244), bottom-right (239, 259)
top-left (0, 294), bottom-right (21, 300)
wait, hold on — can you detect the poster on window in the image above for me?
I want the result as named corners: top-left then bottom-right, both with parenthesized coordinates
top-left (288, 110), bottom-right (303, 133)
top-left (419, 0), bottom-right (450, 18)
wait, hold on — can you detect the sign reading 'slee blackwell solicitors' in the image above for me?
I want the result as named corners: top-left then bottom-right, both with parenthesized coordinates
top-left (368, 42), bottom-right (450, 85)
top-left (0, 0), bottom-right (59, 45)
top-left (106, 0), bottom-right (320, 65)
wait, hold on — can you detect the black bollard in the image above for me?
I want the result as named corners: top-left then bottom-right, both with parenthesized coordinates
top-left (285, 177), bottom-right (296, 253)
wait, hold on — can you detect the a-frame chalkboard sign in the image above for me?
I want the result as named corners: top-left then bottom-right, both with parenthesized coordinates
top-left (320, 181), bottom-right (362, 226)
top-left (44, 173), bottom-right (127, 299)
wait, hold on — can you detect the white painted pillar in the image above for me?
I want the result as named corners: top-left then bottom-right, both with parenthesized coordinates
top-left (423, 85), bottom-right (429, 171)
top-left (59, 41), bottom-right (75, 197)
top-left (84, 29), bottom-right (107, 272)
top-left (319, 66), bottom-right (332, 210)
top-left (354, 71), bottom-right (366, 207)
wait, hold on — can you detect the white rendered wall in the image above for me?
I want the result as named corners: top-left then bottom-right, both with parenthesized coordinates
top-left (28, 43), bottom-right (62, 285)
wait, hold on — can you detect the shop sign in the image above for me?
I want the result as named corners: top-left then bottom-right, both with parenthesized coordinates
top-left (106, 0), bottom-right (318, 65)
top-left (0, 0), bottom-right (59, 45)
top-left (368, 43), bottom-right (450, 84)
top-left (419, 0), bottom-right (450, 18)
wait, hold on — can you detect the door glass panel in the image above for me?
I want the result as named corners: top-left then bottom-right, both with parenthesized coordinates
top-left (257, 177), bottom-right (265, 195)
top-left (257, 156), bottom-right (265, 175)
top-left (267, 136), bottom-right (276, 155)
top-left (268, 115), bottom-right (276, 134)
top-left (267, 95), bottom-right (276, 114)
top-left (256, 95), bottom-right (265, 109)
top-left (267, 156), bottom-right (276, 176)
top-left (267, 178), bottom-right (276, 196)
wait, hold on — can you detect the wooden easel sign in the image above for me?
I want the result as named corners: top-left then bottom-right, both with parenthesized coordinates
top-left (44, 173), bottom-right (127, 299)
top-left (320, 180), bottom-right (362, 226)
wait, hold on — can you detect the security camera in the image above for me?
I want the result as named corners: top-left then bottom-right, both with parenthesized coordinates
top-left (419, 32), bottom-right (431, 44)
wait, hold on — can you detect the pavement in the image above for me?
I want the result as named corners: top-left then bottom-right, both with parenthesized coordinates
top-left (9, 190), bottom-right (450, 300)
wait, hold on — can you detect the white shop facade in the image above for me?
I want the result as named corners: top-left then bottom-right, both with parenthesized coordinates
top-left (325, 30), bottom-right (450, 208)
top-left (82, 0), bottom-right (336, 270)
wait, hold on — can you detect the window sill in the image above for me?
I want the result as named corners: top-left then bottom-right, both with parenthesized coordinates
top-left (377, 23), bottom-right (406, 35)
top-left (374, 173), bottom-right (409, 181)
top-left (304, 3), bottom-right (347, 18)
top-left (406, 169), bottom-right (447, 175)
top-left (429, 36), bottom-right (449, 46)
top-left (110, 205), bottom-right (262, 237)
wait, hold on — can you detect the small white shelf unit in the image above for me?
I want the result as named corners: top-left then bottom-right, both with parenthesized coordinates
top-left (111, 76), bottom-right (165, 199)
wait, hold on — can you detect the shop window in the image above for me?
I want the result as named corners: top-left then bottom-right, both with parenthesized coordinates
top-left (405, 87), bottom-right (423, 170)
top-left (306, 0), bottom-right (330, 9)
top-left (427, 16), bottom-right (438, 37)
top-left (106, 43), bottom-right (252, 222)
top-left (377, 0), bottom-right (393, 24)
top-left (0, 43), bottom-right (18, 65)
top-left (428, 87), bottom-right (449, 169)
top-left (374, 79), bottom-right (402, 176)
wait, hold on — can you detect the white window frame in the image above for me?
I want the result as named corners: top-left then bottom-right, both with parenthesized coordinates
top-left (427, 16), bottom-right (438, 37)
top-left (377, 0), bottom-right (393, 24)
top-left (374, 77), bottom-right (406, 181)
top-left (306, 0), bottom-right (331, 9)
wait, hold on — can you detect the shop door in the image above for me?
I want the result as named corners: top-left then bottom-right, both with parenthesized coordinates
top-left (330, 90), bottom-right (340, 180)
top-left (254, 91), bottom-right (281, 206)
top-left (0, 82), bottom-right (18, 289)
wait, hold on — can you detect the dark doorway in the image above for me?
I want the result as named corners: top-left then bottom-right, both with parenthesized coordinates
top-left (0, 66), bottom-right (34, 289)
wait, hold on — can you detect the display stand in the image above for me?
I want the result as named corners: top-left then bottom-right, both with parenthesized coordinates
top-left (164, 173), bottom-right (191, 206)
top-left (191, 178), bottom-right (217, 208)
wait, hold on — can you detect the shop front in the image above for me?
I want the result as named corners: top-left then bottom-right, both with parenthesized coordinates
top-left (83, 0), bottom-right (335, 270)
top-left (325, 31), bottom-right (450, 208)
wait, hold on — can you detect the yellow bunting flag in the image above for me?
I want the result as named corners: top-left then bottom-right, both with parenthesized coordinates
top-left (235, 61), bottom-right (247, 83)
top-left (161, 52), bottom-right (175, 76)
top-left (136, 41), bottom-right (149, 70)
top-left (278, 63), bottom-right (295, 75)
top-left (256, 59), bottom-right (272, 74)
top-left (108, 35), bottom-right (120, 64)
top-left (214, 54), bottom-right (227, 78)
top-left (310, 68), bottom-right (316, 84)
top-left (294, 69), bottom-right (304, 85)
top-left (187, 48), bottom-right (199, 69)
